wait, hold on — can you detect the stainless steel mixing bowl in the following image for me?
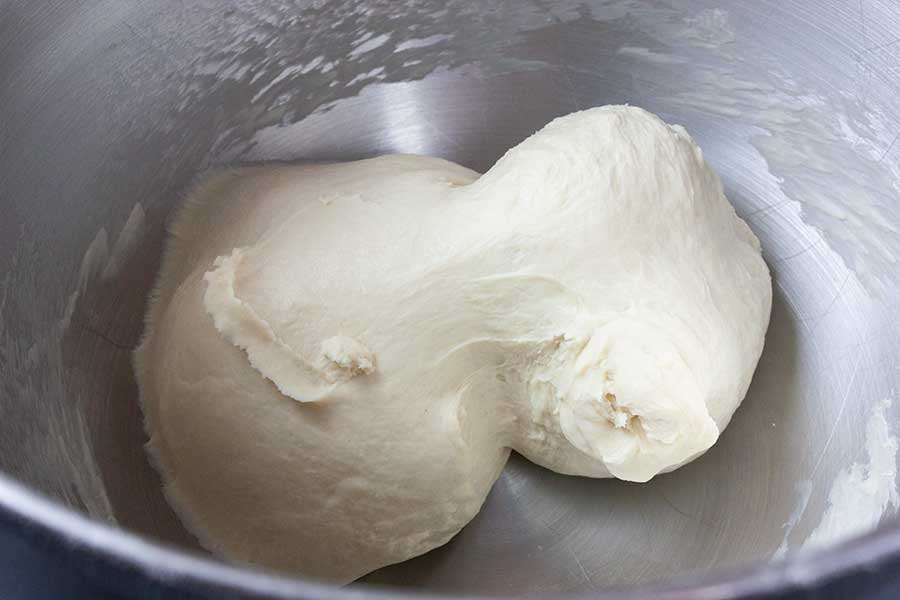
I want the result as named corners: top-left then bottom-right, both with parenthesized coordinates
top-left (2, 1), bottom-right (900, 598)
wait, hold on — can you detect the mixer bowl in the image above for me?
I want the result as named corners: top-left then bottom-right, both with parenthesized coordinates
top-left (2, 1), bottom-right (900, 598)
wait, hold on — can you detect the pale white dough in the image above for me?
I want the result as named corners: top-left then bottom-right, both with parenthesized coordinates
top-left (135, 106), bottom-right (772, 582)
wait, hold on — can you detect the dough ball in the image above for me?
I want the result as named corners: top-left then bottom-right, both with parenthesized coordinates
top-left (135, 106), bottom-right (771, 582)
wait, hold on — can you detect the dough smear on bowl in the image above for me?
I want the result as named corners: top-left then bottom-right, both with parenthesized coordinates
top-left (134, 105), bottom-right (772, 583)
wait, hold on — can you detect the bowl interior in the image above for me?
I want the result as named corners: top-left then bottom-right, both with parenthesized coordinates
top-left (1, 1), bottom-right (900, 595)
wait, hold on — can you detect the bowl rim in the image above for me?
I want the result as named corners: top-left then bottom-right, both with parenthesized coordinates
top-left (1, 470), bottom-right (899, 599)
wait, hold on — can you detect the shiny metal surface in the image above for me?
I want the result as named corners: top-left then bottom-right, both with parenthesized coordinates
top-left (1, 1), bottom-right (899, 597)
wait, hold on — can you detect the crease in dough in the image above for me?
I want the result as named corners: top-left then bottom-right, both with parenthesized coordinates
top-left (204, 247), bottom-right (375, 401)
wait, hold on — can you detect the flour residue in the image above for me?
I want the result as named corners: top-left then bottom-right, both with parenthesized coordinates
top-left (658, 8), bottom-right (900, 295)
top-left (349, 32), bottom-right (392, 59)
top-left (679, 8), bottom-right (736, 48)
top-left (103, 203), bottom-right (146, 281)
top-left (803, 398), bottom-right (899, 551)
top-left (62, 203), bottom-right (147, 332)
top-left (396, 34), bottom-right (454, 52)
top-left (5, 203), bottom-right (147, 521)
top-left (773, 479), bottom-right (813, 559)
top-left (616, 46), bottom-right (687, 65)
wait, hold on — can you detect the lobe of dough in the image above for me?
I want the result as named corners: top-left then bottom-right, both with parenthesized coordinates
top-left (134, 106), bottom-right (772, 583)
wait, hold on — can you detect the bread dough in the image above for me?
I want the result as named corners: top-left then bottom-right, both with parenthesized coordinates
top-left (135, 106), bottom-right (772, 582)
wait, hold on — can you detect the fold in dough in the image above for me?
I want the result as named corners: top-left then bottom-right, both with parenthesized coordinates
top-left (135, 106), bottom-right (772, 583)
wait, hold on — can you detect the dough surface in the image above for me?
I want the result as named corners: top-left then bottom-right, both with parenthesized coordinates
top-left (135, 106), bottom-right (772, 582)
